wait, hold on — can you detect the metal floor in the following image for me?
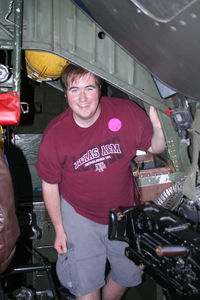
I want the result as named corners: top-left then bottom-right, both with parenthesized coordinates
top-left (122, 276), bottom-right (200, 300)
top-left (122, 275), bottom-right (163, 300)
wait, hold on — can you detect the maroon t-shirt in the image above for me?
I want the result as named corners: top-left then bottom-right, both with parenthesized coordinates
top-left (35, 97), bottom-right (152, 224)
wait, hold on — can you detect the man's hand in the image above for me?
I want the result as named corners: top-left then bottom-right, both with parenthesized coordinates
top-left (42, 180), bottom-right (67, 254)
top-left (149, 106), bottom-right (162, 129)
top-left (148, 106), bottom-right (166, 153)
top-left (55, 228), bottom-right (67, 254)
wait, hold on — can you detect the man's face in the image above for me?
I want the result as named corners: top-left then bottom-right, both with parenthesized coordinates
top-left (66, 72), bottom-right (101, 128)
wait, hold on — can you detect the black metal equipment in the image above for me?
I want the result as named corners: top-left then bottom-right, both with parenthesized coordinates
top-left (109, 201), bottom-right (200, 296)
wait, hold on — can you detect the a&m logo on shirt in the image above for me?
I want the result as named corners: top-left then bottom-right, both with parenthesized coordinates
top-left (95, 162), bottom-right (107, 172)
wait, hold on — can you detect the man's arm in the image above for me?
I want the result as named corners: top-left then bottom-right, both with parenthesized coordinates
top-left (148, 106), bottom-right (166, 154)
top-left (42, 180), bottom-right (67, 254)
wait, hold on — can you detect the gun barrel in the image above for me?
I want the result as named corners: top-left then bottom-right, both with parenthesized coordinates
top-left (156, 245), bottom-right (188, 257)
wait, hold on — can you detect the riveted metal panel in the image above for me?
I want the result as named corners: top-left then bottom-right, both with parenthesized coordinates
top-left (22, 0), bottom-right (167, 109)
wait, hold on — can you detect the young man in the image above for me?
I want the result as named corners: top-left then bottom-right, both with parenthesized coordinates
top-left (35, 64), bottom-right (165, 300)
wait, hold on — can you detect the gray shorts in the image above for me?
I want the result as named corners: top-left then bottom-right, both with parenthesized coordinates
top-left (56, 198), bottom-right (142, 296)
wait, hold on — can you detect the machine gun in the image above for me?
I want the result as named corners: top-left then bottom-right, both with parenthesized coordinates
top-left (109, 201), bottom-right (200, 296)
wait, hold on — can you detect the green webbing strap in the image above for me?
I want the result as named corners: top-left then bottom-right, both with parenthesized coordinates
top-left (182, 108), bottom-right (200, 201)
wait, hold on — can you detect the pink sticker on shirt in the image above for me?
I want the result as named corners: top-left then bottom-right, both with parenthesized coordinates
top-left (108, 118), bottom-right (122, 132)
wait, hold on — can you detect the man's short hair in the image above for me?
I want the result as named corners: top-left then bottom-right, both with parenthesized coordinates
top-left (60, 64), bottom-right (103, 92)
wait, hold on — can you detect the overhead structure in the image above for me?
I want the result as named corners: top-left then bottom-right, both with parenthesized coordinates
top-left (72, 0), bottom-right (200, 100)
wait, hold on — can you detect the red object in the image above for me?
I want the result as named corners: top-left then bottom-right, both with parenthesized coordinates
top-left (0, 91), bottom-right (21, 125)
top-left (166, 107), bottom-right (172, 116)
